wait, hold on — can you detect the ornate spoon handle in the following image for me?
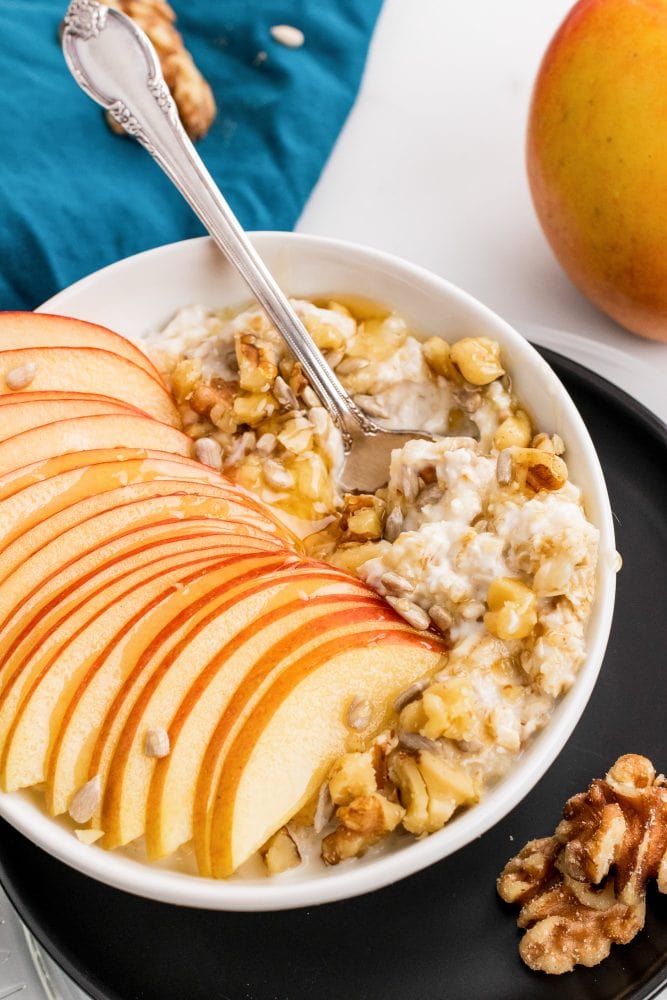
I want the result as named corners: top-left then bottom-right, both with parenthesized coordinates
top-left (62, 0), bottom-right (376, 445)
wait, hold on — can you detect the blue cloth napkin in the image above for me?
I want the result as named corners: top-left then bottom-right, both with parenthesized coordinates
top-left (0, 0), bottom-right (383, 311)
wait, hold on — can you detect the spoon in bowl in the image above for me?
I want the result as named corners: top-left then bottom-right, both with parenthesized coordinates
top-left (61, 0), bottom-right (438, 493)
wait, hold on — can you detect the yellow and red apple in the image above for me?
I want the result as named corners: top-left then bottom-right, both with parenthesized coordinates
top-left (527, 0), bottom-right (667, 340)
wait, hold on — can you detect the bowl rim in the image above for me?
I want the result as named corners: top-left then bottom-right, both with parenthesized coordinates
top-left (0, 230), bottom-right (616, 911)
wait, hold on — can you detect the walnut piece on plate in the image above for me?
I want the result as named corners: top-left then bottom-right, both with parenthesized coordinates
top-left (497, 754), bottom-right (667, 974)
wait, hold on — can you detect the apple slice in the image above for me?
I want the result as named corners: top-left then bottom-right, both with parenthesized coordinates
top-left (95, 566), bottom-right (382, 849)
top-left (0, 347), bottom-right (178, 425)
top-left (0, 548), bottom-right (287, 793)
top-left (0, 447), bottom-right (291, 539)
top-left (202, 624), bottom-right (445, 877)
top-left (0, 396), bottom-right (144, 442)
top-left (0, 455), bottom-right (288, 555)
top-left (0, 413), bottom-right (191, 477)
top-left (0, 391), bottom-right (145, 411)
top-left (0, 312), bottom-right (163, 382)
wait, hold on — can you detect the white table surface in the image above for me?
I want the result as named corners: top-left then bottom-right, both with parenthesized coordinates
top-left (299, 0), bottom-right (667, 423)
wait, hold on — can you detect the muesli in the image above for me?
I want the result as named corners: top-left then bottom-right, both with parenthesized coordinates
top-left (144, 298), bottom-right (599, 872)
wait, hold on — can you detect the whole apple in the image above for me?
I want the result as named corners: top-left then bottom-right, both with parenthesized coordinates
top-left (527, 0), bottom-right (667, 341)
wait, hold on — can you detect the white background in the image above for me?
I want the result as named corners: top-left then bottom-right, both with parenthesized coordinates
top-left (299, 0), bottom-right (667, 421)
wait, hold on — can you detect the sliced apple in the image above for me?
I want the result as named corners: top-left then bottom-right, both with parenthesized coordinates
top-left (0, 455), bottom-right (288, 555)
top-left (0, 528), bottom-right (282, 698)
top-left (0, 448), bottom-right (205, 500)
top-left (0, 390), bottom-right (145, 412)
top-left (0, 481), bottom-right (271, 587)
top-left (0, 548), bottom-right (287, 793)
top-left (0, 396), bottom-right (145, 442)
top-left (202, 625), bottom-right (445, 877)
top-left (0, 413), bottom-right (192, 477)
top-left (96, 567), bottom-right (382, 849)
top-left (0, 485), bottom-right (288, 654)
top-left (0, 312), bottom-right (163, 382)
top-left (143, 589), bottom-right (389, 860)
top-left (0, 347), bottom-right (178, 425)
top-left (0, 516), bottom-right (284, 693)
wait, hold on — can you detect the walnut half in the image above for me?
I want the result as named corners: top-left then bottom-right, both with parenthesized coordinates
top-left (498, 755), bottom-right (667, 974)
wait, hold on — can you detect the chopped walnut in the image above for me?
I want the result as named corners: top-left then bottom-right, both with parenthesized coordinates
top-left (340, 493), bottom-right (386, 542)
top-left (321, 793), bottom-right (405, 865)
top-left (328, 749), bottom-right (377, 806)
top-left (260, 826), bottom-right (301, 875)
top-left (390, 750), bottom-right (477, 835)
top-left (498, 755), bottom-right (667, 974)
top-left (107, 0), bottom-right (216, 140)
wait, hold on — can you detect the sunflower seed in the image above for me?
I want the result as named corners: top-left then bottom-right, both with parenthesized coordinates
top-left (496, 448), bottom-right (513, 485)
top-left (336, 357), bottom-right (369, 375)
top-left (393, 676), bottom-right (431, 713)
top-left (74, 828), bottom-right (104, 845)
top-left (428, 605), bottom-right (452, 633)
top-left (270, 24), bottom-right (305, 48)
top-left (69, 775), bottom-right (101, 824)
top-left (380, 571), bottom-right (413, 596)
top-left (397, 730), bottom-right (443, 754)
top-left (5, 362), bottom-right (37, 391)
top-left (347, 695), bottom-right (372, 731)
top-left (144, 728), bottom-right (170, 758)
top-left (416, 483), bottom-right (442, 508)
top-left (386, 596), bottom-right (430, 630)
top-left (313, 781), bottom-right (334, 833)
top-left (384, 506), bottom-right (404, 542)
top-left (194, 436), bottom-right (223, 470)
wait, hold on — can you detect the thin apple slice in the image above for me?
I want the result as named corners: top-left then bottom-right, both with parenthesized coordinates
top-left (0, 413), bottom-right (191, 477)
top-left (0, 455), bottom-right (287, 555)
top-left (0, 517), bottom-right (283, 699)
top-left (0, 447), bottom-right (290, 532)
top-left (96, 566), bottom-right (381, 850)
top-left (0, 391), bottom-right (145, 412)
top-left (0, 396), bottom-right (145, 442)
top-left (47, 553), bottom-right (328, 817)
top-left (0, 447), bottom-right (205, 500)
top-left (202, 625), bottom-right (445, 877)
top-left (0, 548), bottom-right (286, 793)
top-left (0, 312), bottom-right (163, 382)
top-left (0, 347), bottom-right (178, 425)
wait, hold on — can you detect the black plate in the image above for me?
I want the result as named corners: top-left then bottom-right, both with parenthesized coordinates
top-left (0, 347), bottom-right (665, 1000)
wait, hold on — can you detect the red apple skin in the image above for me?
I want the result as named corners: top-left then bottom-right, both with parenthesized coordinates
top-left (527, 0), bottom-right (667, 341)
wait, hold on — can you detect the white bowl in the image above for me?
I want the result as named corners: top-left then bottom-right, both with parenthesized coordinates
top-left (0, 232), bottom-right (616, 911)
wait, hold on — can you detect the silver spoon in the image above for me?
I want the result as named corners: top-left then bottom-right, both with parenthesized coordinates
top-left (61, 0), bottom-right (438, 493)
